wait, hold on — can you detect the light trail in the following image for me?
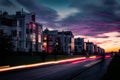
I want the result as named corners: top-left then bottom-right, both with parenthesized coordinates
top-left (0, 57), bottom-right (86, 72)
top-left (0, 56), bottom-right (104, 72)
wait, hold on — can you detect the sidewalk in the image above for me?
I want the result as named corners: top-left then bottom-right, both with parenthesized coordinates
top-left (72, 58), bottom-right (111, 80)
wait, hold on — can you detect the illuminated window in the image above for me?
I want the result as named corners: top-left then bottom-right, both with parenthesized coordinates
top-left (43, 42), bottom-right (47, 47)
top-left (32, 23), bottom-right (36, 29)
top-left (43, 36), bottom-right (47, 40)
top-left (38, 35), bottom-right (41, 42)
top-left (29, 22), bottom-right (36, 29)
top-left (56, 42), bottom-right (59, 46)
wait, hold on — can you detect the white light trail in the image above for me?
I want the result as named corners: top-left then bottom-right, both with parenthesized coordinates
top-left (0, 57), bottom-right (86, 72)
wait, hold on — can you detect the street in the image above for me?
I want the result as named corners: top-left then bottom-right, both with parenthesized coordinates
top-left (72, 58), bottom-right (111, 80)
top-left (0, 56), bottom-right (111, 80)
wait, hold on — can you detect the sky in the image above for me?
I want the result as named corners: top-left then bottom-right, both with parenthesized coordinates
top-left (0, 0), bottom-right (120, 52)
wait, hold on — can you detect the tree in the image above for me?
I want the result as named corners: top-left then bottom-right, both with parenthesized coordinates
top-left (0, 33), bottom-right (14, 54)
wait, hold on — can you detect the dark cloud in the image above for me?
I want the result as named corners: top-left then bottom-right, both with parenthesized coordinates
top-left (39, 0), bottom-right (70, 7)
top-left (57, 0), bottom-right (120, 36)
top-left (0, 0), bottom-right (120, 37)
top-left (0, 0), bottom-right (59, 26)
top-left (0, 0), bottom-right (15, 7)
top-left (16, 0), bottom-right (58, 22)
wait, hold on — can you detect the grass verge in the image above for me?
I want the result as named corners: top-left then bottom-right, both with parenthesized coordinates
top-left (0, 55), bottom-right (84, 66)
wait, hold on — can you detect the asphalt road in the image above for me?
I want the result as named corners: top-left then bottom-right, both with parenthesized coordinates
top-left (72, 58), bottom-right (111, 80)
top-left (0, 57), bottom-right (110, 80)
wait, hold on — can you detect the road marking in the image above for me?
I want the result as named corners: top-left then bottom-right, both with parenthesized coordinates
top-left (84, 60), bottom-right (101, 67)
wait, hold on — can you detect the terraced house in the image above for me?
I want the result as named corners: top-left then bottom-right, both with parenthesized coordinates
top-left (42, 28), bottom-right (74, 55)
top-left (0, 10), bottom-right (42, 53)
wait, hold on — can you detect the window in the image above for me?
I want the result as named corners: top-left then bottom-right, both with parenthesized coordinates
top-left (19, 20), bottom-right (23, 27)
top-left (43, 42), bottom-right (47, 47)
top-left (11, 30), bottom-right (17, 37)
top-left (26, 28), bottom-right (29, 34)
top-left (26, 41), bottom-right (28, 48)
top-left (69, 38), bottom-right (71, 43)
top-left (12, 19), bottom-right (17, 26)
top-left (19, 31), bottom-right (21, 37)
top-left (48, 35), bottom-right (52, 41)
top-left (43, 36), bottom-right (47, 41)
top-left (30, 29), bottom-right (33, 33)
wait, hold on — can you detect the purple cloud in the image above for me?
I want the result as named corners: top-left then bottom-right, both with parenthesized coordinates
top-left (0, 0), bottom-right (120, 37)
top-left (57, 0), bottom-right (120, 37)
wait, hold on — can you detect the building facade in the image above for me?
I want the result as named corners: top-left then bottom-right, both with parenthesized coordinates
top-left (86, 42), bottom-right (95, 55)
top-left (97, 47), bottom-right (105, 55)
top-left (58, 31), bottom-right (74, 55)
top-left (74, 38), bottom-right (84, 55)
top-left (93, 44), bottom-right (98, 55)
top-left (42, 28), bottom-right (58, 54)
top-left (0, 11), bottom-right (42, 52)
top-left (42, 29), bottom-right (74, 55)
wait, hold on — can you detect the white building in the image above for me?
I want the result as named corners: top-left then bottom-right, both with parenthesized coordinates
top-left (86, 42), bottom-right (95, 55)
top-left (42, 28), bottom-right (58, 54)
top-left (74, 38), bottom-right (84, 55)
top-left (0, 11), bottom-right (42, 52)
top-left (58, 31), bottom-right (74, 55)
top-left (42, 29), bottom-right (74, 55)
top-left (85, 41), bottom-right (105, 55)
top-left (93, 44), bottom-right (98, 55)
top-left (97, 47), bottom-right (105, 55)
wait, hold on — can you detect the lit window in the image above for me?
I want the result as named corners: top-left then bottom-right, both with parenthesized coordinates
top-left (56, 42), bottom-right (59, 46)
top-left (43, 36), bottom-right (47, 40)
top-left (43, 42), bottom-right (47, 47)
top-left (29, 22), bottom-right (36, 29)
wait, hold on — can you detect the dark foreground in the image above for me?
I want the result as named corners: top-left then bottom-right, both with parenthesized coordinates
top-left (72, 58), bottom-right (111, 80)
top-left (103, 54), bottom-right (120, 80)
top-left (0, 56), bottom-right (111, 80)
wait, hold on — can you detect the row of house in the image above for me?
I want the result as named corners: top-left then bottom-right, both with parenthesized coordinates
top-left (0, 10), bottom-right (105, 55)
top-left (42, 29), bottom-right (105, 55)
top-left (42, 28), bottom-right (74, 55)
top-left (0, 10), bottom-right (42, 52)
top-left (74, 38), bottom-right (105, 55)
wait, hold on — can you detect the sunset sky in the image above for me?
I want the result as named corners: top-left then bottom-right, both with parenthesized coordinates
top-left (0, 0), bottom-right (120, 52)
